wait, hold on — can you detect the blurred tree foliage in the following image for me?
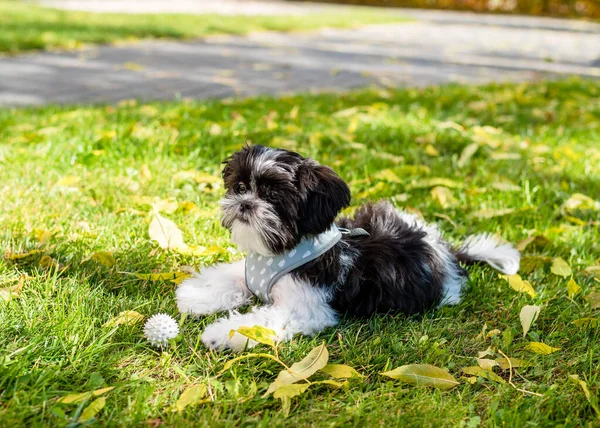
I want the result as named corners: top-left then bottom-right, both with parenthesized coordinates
top-left (296, 0), bottom-right (600, 19)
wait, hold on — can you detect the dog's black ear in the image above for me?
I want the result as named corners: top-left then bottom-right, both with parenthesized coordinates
top-left (297, 160), bottom-right (351, 235)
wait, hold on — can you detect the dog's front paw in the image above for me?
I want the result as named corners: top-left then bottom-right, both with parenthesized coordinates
top-left (175, 277), bottom-right (219, 316)
top-left (201, 319), bottom-right (258, 352)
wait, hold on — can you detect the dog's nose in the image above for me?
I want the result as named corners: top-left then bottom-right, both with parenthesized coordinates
top-left (240, 201), bottom-right (252, 212)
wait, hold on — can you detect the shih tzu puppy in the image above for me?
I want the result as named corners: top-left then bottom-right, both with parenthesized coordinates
top-left (176, 145), bottom-right (520, 351)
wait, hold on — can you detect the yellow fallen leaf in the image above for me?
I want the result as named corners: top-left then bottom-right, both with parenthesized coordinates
top-left (265, 343), bottom-right (329, 396)
top-left (516, 235), bottom-right (550, 252)
top-left (356, 182), bottom-right (386, 199)
top-left (173, 170), bottom-right (221, 187)
top-left (520, 255), bottom-right (552, 274)
top-left (520, 305), bottom-right (540, 338)
top-left (586, 292), bottom-right (600, 309)
top-left (489, 152), bottom-right (521, 160)
top-left (476, 359), bottom-right (499, 371)
top-left (39, 255), bottom-right (61, 270)
top-left (525, 342), bottom-right (560, 355)
top-left (57, 387), bottom-right (114, 404)
top-left (478, 346), bottom-right (495, 359)
top-left (424, 144), bottom-right (439, 156)
top-left (139, 106), bottom-right (158, 117)
top-left (133, 196), bottom-right (179, 214)
top-left (486, 329), bottom-right (501, 339)
top-left (491, 181), bottom-right (521, 192)
top-left (320, 364), bottom-right (364, 379)
top-left (471, 208), bottom-right (515, 220)
top-left (565, 215), bottom-right (586, 226)
top-left (457, 143), bottom-right (479, 168)
top-left (102, 311), bottom-right (144, 328)
top-left (501, 274), bottom-right (535, 298)
top-left (140, 164), bottom-right (152, 181)
top-left (178, 201), bottom-right (200, 214)
top-left (90, 252), bottom-right (115, 268)
top-left (230, 325), bottom-right (276, 347)
top-left (462, 366), bottom-right (505, 383)
top-left (149, 211), bottom-right (186, 250)
top-left (175, 384), bottom-right (208, 412)
top-left (56, 176), bottom-right (80, 187)
top-left (408, 178), bottom-right (462, 190)
top-left (550, 257), bottom-right (572, 278)
top-left (374, 169), bottom-right (402, 183)
top-left (175, 245), bottom-right (226, 257)
top-left (563, 193), bottom-right (600, 212)
top-left (571, 318), bottom-right (598, 328)
top-left (34, 227), bottom-right (60, 245)
top-left (431, 186), bottom-right (458, 208)
top-left (494, 356), bottom-right (528, 370)
top-left (134, 272), bottom-right (191, 284)
top-left (0, 274), bottom-right (26, 302)
top-left (567, 278), bottom-right (581, 298)
top-left (78, 397), bottom-right (106, 422)
top-left (208, 123), bottom-right (222, 136)
top-left (569, 375), bottom-right (600, 416)
top-left (380, 364), bottom-right (459, 390)
top-left (583, 265), bottom-right (600, 278)
top-left (4, 249), bottom-right (42, 260)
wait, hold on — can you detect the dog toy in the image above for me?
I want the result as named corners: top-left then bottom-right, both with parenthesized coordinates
top-left (143, 313), bottom-right (179, 348)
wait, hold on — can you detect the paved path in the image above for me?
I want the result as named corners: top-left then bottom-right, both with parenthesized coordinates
top-left (40, 0), bottom-right (337, 15)
top-left (1, 8), bottom-right (599, 106)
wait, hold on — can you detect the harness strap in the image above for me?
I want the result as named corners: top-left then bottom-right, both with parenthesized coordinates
top-left (339, 227), bottom-right (370, 237)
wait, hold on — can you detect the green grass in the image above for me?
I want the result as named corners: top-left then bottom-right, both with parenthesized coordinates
top-left (0, 1), bottom-right (407, 54)
top-left (1, 79), bottom-right (600, 426)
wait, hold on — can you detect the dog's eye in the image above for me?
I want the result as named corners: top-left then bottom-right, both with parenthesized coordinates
top-left (236, 182), bottom-right (247, 193)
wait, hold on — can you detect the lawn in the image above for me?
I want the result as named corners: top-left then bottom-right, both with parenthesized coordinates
top-left (1, 79), bottom-right (599, 426)
top-left (0, 1), bottom-right (407, 54)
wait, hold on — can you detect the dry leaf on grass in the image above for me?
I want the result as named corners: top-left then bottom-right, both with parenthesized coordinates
top-left (462, 366), bottom-right (505, 383)
top-left (134, 272), bottom-right (192, 284)
top-left (567, 278), bottom-right (581, 298)
top-left (78, 397), bottom-right (106, 423)
top-left (175, 384), bottom-right (208, 412)
top-left (571, 318), bottom-right (598, 328)
top-left (57, 387), bottom-right (114, 404)
top-left (380, 364), bottom-right (459, 390)
top-left (525, 342), bottom-right (560, 355)
top-left (431, 186), bottom-right (458, 208)
top-left (550, 257), bottom-right (572, 278)
top-left (230, 325), bottom-right (276, 347)
top-left (501, 274), bottom-right (535, 298)
top-left (265, 343), bottom-right (329, 396)
top-left (516, 235), bottom-right (550, 252)
top-left (0, 274), bottom-right (27, 302)
top-left (102, 311), bottom-right (144, 328)
top-left (569, 375), bottom-right (600, 416)
top-left (89, 251), bottom-right (115, 268)
top-left (149, 211), bottom-right (186, 250)
top-left (320, 364), bottom-right (364, 379)
top-left (520, 305), bottom-right (541, 338)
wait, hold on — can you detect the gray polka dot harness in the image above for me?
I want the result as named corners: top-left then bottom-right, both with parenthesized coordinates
top-left (245, 225), bottom-right (368, 304)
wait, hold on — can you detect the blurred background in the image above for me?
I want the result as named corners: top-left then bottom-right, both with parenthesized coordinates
top-left (0, 0), bottom-right (598, 106)
top-left (298, 0), bottom-right (600, 19)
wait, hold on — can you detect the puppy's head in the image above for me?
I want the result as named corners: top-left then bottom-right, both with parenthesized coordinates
top-left (220, 145), bottom-right (350, 255)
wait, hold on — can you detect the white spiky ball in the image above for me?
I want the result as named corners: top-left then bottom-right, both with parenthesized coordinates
top-left (143, 313), bottom-right (179, 348)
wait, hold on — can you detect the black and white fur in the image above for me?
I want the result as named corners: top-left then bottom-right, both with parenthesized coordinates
top-left (176, 145), bottom-right (520, 351)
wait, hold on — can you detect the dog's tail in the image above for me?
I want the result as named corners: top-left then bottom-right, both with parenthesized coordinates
top-left (454, 233), bottom-right (520, 275)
